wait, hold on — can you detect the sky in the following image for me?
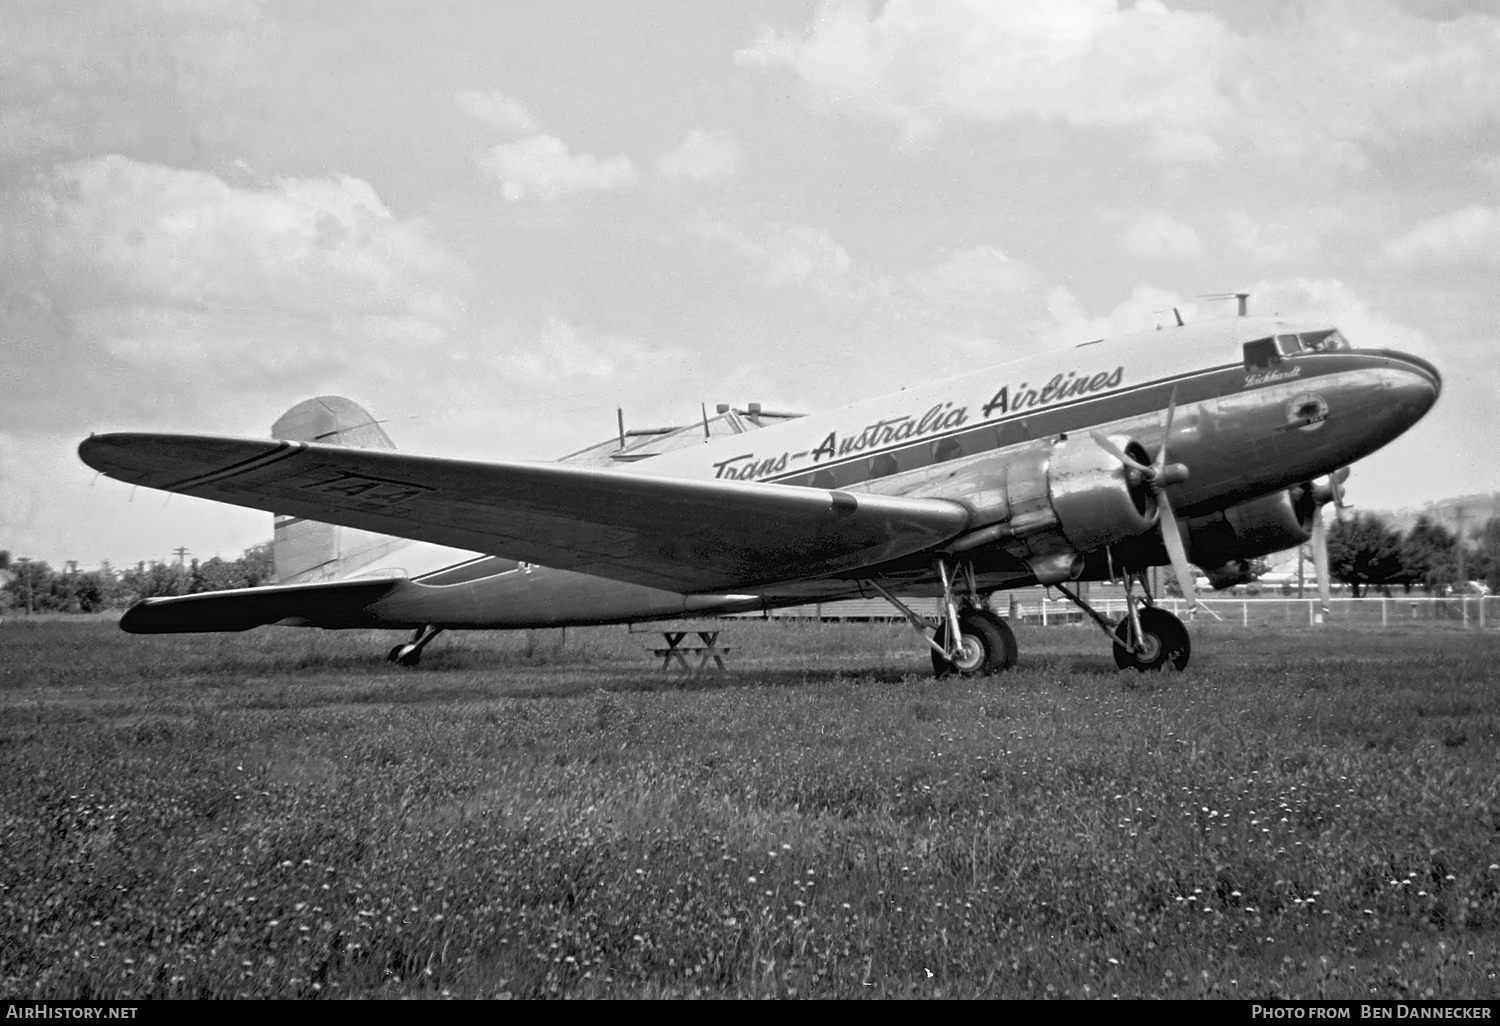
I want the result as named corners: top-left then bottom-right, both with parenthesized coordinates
top-left (2, 0), bottom-right (1497, 569)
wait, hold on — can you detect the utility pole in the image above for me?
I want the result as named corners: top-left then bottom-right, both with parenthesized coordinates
top-left (173, 547), bottom-right (189, 567)
top-left (16, 557), bottom-right (33, 616)
top-left (1454, 503), bottom-right (1469, 588)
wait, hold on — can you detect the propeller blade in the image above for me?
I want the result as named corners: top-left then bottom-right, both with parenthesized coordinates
top-left (1090, 431), bottom-right (1154, 476)
top-left (1153, 385), bottom-right (1180, 478)
top-left (1329, 467), bottom-right (1348, 521)
top-left (1157, 489), bottom-right (1197, 611)
top-left (1311, 502), bottom-right (1332, 614)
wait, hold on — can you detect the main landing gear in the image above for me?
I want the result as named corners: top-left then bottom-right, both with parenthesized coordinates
top-left (387, 625), bottom-right (444, 667)
top-left (1054, 571), bottom-right (1191, 672)
top-left (867, 558), bottom-right (1018, 678)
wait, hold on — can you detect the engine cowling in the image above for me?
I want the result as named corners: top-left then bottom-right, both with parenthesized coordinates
top-left (950, 434), bottom-right (1158, 583)
top-left (1184, 487), bottom-right (1317, 587)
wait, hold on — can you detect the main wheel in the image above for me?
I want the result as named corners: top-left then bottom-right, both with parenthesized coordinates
top-left (932, 609), bottom-right (1019, 678)
top-left (1112, 606), bottom-right (1191, 672)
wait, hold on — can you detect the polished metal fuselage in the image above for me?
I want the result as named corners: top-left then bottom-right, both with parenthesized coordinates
top-left (322, 318), bottom-right (1442, 629)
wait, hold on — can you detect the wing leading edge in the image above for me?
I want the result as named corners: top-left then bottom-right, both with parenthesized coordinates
top-left (80, 433), bottom-right (973, 593)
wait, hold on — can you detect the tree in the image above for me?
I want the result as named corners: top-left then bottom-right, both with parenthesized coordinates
top-left (1397, 515), bottom-right (1459, 594)
top-left (1326, 512), bottom-right (1404, 597)
top-left (1475, 516), bottom-right (1500, 594)
top-left (241, 542), bottom-right (276, 586)
top-left (4, 559), bottom-right (57, 613)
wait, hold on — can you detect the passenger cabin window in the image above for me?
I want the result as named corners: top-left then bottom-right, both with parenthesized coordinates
top-left (1243, 337), bottom-right (1280, 370)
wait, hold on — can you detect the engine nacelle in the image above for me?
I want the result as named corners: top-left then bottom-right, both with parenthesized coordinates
top-left (952, 434), bottom-right (1158, 583)
top-left (1184, 487), bottom-right (1316, 585)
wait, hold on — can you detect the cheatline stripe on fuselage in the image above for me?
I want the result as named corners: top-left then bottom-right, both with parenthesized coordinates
top-left (754, 354), bottom-right (1364, 492)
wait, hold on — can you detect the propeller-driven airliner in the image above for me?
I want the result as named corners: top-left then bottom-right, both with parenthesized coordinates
top-left (78, 314), bottom-right (1440, 675)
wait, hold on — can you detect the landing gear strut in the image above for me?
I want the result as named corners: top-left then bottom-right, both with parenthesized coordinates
top-left (387, 625), bottom-right (444, 667)
top-left (1055, 571), bottom-right (1191, 672)
top-left (867, 558), bottom-right (1017, 678)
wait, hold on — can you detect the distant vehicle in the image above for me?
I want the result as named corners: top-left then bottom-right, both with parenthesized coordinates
top-left (79, 317), bottom-right (1439, 674)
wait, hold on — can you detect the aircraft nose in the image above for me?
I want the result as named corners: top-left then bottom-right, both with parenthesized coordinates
top-left (1380, 351), bottom-right (1442, 429)
top-left (1392, 352), bottom-right (1440, 402)
top-left (1392, 351), bottom-right (1441, 408)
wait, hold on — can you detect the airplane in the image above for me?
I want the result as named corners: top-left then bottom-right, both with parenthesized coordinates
top-left (77, 314), bottom-right (1440, 675)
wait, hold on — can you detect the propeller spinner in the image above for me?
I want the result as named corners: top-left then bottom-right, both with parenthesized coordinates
top-left (1092, 386), bottom-right (1197, 610)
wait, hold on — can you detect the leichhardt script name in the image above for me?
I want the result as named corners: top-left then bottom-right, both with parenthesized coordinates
top-left (710, 364), bottom-right (1128, 482)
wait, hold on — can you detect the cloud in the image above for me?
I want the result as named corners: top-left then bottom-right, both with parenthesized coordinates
top-left (656, 129), bottom-right (743, 182)
top-left (0, 155), bottom-right (468, 434)
top-left (1040, 283), bottom-right (1197, 345)
top-left (39, 156), bottom-right (459, 314)
top-left (902, 245), bottom-right (1036, 312)
top-left (0, 1), bottom-right (266, 165)
top-left (476, 135), bottom-right (639, 201)
top-left (692, 218), bottom-right (852, 289)
top-left (1227, 212), bottom-right (1314, 264)
top-left (1380, 206), bottom-right (1500, 265)
top-left (738, 0), bottom-right (1500, 170)
top-left (1119, 211), bottom-right (1201, 258)
top-left (737, 0), bottom-right (1234, 134)
top-left (453, 89), bottom-right (538, 135)
top-left (1135, 128), bottom-right (1223, 165)
top-left (501, 318), bottom-right (693, 384)
top-left (0, 109), bottom-right (79, 160)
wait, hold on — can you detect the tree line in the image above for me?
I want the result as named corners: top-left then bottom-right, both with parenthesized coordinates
top-left (2, 511), bottom-right (1497, 615)
top-left (0, 545), bottom-right (274, 615)
top-left (1325, 512), bottom-right (1500, 598)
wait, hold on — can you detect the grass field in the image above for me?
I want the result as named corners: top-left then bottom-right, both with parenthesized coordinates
top-left (2, 616), bottom-right (1498, 999)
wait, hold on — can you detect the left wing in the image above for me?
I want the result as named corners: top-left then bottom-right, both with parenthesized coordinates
top-left (79, 433), bottom-right (973, 593)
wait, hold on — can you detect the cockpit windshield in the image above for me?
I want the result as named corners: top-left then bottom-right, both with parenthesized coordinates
top-left (1296, 329), bottom-right (1348, 352)
top-left (1243, 328), bottom-right (1349, 370)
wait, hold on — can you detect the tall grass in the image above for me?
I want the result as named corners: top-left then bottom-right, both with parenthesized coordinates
top-left (2, 618), bottom-right (1497, 998)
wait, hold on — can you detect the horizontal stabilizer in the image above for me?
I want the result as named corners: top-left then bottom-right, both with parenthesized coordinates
top-left (119, 577), bottom-right (404, 633)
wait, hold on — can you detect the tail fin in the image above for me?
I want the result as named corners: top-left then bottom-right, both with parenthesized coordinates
top-left (270, 397), bottom-right (407, 583)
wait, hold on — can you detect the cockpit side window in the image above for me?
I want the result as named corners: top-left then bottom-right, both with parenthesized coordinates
top-left (1243, 337), bottom-right (1280, 370)
top-left (1275, 333), bottom-right (1303, 356)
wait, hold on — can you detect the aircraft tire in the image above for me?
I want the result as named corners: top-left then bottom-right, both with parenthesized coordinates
top-left (932, 609), bottom-right (1018, 677)
top-left (386, 645), bottom-right (405, 663)
top-left (392, 644), bottom-right (422, 667)
top-left (1112, 607), bottom-right (1191, 672)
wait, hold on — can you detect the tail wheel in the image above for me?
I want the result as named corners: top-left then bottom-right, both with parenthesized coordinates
top-left (932, 609), bottom-right (1018, 678)
top-left (387, 643), bottom-right (422, 667)
top-left (1113, 606), bottom-right (1191, 672)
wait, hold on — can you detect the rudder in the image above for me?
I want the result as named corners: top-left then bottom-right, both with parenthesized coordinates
top-left (270, 396), bottom-right (407, 584)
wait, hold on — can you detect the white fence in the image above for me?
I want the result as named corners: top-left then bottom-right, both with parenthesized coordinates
top-left (1014, 595), bottom-right (1498, 629)
top-left (743, 594), bottom-right (1498, 629)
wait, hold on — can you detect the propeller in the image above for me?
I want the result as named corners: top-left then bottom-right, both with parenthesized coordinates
top-left (1305, 467), bottom-right (1350, 617)
top-left (1092, 386), bottom-right (1197, 611)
